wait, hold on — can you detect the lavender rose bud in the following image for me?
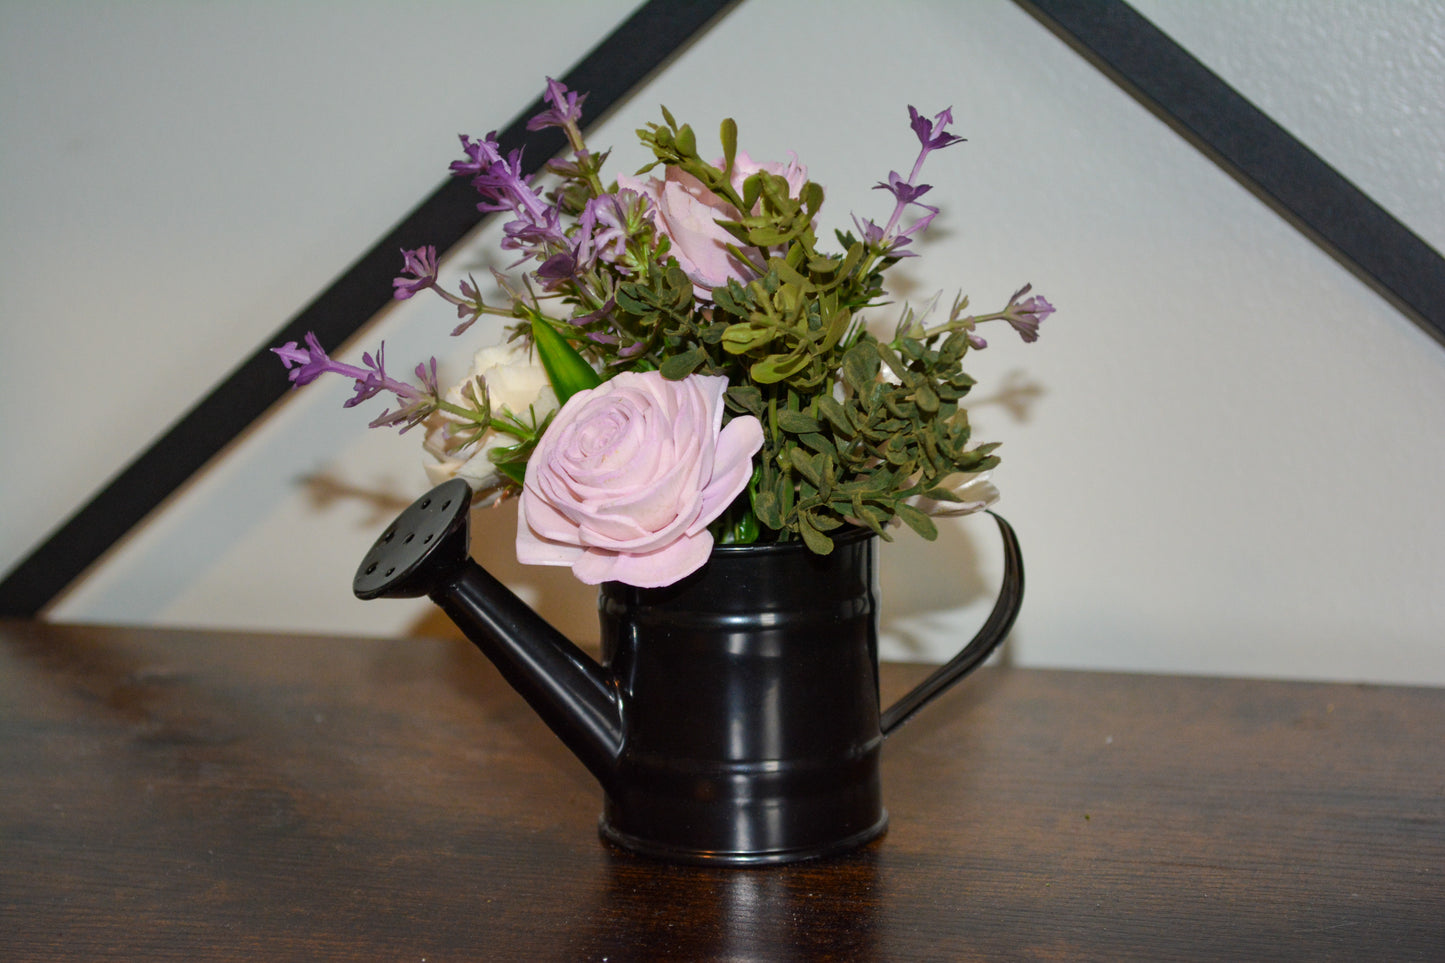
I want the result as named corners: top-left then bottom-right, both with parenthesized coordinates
top-left (617, 151), bottom-right (807, 299)
top-left (516, 371), bottom-right (764, 587)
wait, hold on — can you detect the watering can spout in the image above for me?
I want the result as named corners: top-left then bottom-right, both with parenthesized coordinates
top-left (353, 479), bottom-right (624, 791)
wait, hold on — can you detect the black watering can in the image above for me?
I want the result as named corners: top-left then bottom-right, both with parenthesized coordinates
top-left (354, 478), bottom-right (1023, 865)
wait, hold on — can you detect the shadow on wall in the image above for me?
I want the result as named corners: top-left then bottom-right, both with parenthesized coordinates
top-left (303, 475), bottom-right (414, 528)
top-left (878, 518), bottom-right (993, 660)
top-left (877, 366), bottom-right (1045, 662)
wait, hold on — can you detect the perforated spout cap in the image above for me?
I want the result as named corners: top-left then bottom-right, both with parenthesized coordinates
top-left (353, 479), bottom-right (473, 600)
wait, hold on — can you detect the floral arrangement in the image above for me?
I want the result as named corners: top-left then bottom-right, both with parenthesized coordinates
top-left (274, 79), bottom-right (1053, 589)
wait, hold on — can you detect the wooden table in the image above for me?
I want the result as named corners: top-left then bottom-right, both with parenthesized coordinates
top-left (2, 619), bottom-right (1441, 960)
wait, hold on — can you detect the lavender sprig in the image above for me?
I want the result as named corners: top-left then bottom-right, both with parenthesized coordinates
top-left (272, 333), bottom-right (479, 433)
top-left (855, 106), bottom-right (966, 257)
top-left (393, 246), bottom-right (439, 299)
top-left (897, 284), bottom-right (1056, 351)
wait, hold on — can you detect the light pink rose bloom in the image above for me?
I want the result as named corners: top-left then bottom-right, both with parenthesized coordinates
top-left (516, 371), bottom-right (765, 587)
top-left (617, 151), bottom-right (808, 298)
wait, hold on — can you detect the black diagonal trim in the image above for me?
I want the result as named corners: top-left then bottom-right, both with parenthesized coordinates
top-left (0, 0), bottom-right (739, 618)
top-left (1013, 0), bottom-right (1445, 347)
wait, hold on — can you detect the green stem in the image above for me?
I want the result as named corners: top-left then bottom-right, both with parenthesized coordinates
top-left (562, 120), bottom-right (608, 199)
top-left (434, 398), bottom-right (486, 423)
top-left (888, 309), bottom-right (1013, 348)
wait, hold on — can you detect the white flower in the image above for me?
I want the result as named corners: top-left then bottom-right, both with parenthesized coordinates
top-left (906, 471), bottom-right (1000, 517)
top-left (423, 342), bottom-right (558, 505)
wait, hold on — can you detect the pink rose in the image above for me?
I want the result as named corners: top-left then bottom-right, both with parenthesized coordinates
top-left (617, 151), bottom-right (808, 298)
top-left (516, 371), bottom-right (765, 587)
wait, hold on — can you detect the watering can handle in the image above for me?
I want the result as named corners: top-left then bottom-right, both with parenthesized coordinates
top-left (879, 511), bottom-right (1024, 736)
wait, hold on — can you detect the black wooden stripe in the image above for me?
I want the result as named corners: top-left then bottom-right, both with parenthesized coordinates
top-left (1014, 0), bottom-right (1445, 346)
top-left (0, 0), bottom-right (739, 617)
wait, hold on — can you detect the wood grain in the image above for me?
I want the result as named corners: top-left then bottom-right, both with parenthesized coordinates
top-left (2, 619), bottom-right (1441, 961)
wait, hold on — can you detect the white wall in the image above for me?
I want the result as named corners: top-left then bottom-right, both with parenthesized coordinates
top-left (5, 1), bottom-right (1443, 685)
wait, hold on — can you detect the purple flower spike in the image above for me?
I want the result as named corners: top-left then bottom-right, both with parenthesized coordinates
top-left (527, 77), bottom-right (587, 131)
top-left (908, 106), bottom-right (966, 152)
top-left (450, 133), bottom-right (504, 178)
top-left (393, 246), bottom-right (439, 299)
top-left (574, 189), bottom-right (650, 272)
top-left (1003, 284), bottom-right (1055, 343)
top-left (448, 130), bottom-right (570, 267)
top-left (851, 215), bottom-right (888, 248)
top-left (535, 251), bottom-right (580, 286)
top-left (874, 171), bottom-right (932, 206)
top-left (273, 332), bottom-right (337, 387)
top-left (272, 332), bottom-right (441, 433)
top-left (853, 105), bottom-right (966, 255)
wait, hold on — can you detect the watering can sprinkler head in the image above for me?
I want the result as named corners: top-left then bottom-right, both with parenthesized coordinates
top-left (353, 479), bottom-right (473, 601)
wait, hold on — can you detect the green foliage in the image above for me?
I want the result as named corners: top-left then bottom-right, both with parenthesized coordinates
top-left (530, 313), bottom-right (601, 404)
top-left (622, 110), bottom-right (1009, 553)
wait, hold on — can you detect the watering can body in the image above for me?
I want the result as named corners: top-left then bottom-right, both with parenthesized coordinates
top-left (354, 479), bottom-right (1022, 865)
top-left (597, 528), bottom-right (887, 863)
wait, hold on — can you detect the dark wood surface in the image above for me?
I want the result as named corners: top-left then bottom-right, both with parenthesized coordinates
top-left (2, 619), bottom-right (1441, 961)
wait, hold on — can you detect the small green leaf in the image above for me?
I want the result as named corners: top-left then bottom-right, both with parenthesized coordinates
top-left (894, 502), bottom-right (940, 541)
top-left (658, 348), bottom-right (706, 380)
top-left (531, 315), bottom-right (600, 405)
top-left (776, 410), bottom-right (821, 434)
top-left (799, 516), bottom-right (834, 555)
top-left (808, 511), bottom-right (844, 532)
top-left (769, 257), bottom-right (815, 292)
top-left (842, 342), bottom-right (878, 394)
top-left (674, 123), bottom-right (696, 156)
top-left (713, 279), bottom-right (752, 316)
top-left (494, 461), bottom-right (526, 486)
top-left (751, 351), bottom-right (811, 384)
top-left (747, 225), bottom-right (797, 247)
top-left (721, 323), bottom-right (772, 354)
top-left (816, 395), bottom-right (855, 436)
top-left (876, 342), bottom-right (910, 382)
top-left (614, 285), bottom-right (653, 315)
top-left (789, 448), bottom-right (822, 487)
top-left (720, 117), bottom-right (738, 176)
top-left (742, 172), bottom-right (763, 213)
top-left (800, 181), bottom-right (824, 214)
top-left (753, 488), bottom-right (783, 529)
top-left (726, 384), bottom-right (764, 416)
top-left (799, 432), bottom-right (838, 460)
top-left (820, 307), bottom-right (852, 352)
top-left (775, 466), bottom-right (795, 518)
